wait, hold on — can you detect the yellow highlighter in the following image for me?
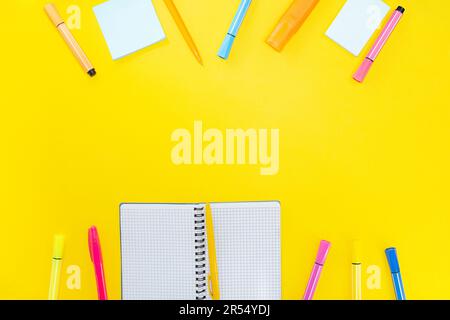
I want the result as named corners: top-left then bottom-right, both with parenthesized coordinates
top-left (352, 241), bottom-right (362, 300)
top-left (48, 235), bottom-right (64, 300)
top-left (205, 204), bottom-right (220, 300)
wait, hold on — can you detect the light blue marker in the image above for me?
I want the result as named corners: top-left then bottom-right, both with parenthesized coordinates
top-left (385, 247), bottom-right (406, 300)
top-left (218, 0), bottom-right (252, 60)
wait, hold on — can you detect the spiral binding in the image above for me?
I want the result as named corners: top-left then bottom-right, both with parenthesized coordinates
top-left (194, 207), bottom-right (207, 300)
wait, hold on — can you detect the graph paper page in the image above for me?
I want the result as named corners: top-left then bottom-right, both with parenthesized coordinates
top-left (210, 202), bottom-right (281, 299)
top-left (120, 203), bottom-right (197, 300)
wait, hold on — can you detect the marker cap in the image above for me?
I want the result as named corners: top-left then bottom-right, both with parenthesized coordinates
top-left (266, 0), bottom-right (319, 52)
top-left (353, 58), bottom-right (373, 83)
top-left (385, 247), bottom-right (400, 273)
top-left (352, 240), bottom-right (363, 264)
top-left (218, 34), bottom-right (235, 60)
top-left (52, 235), bottom-right (65, 259)
top-left (44, 3), bottom-right (64, 27)
top-left (396, 6), bottom-right (405, 14)
top-left (316, 240), bottom-right (331, 265)
top-left (266, 19), bottom-right (292, 52)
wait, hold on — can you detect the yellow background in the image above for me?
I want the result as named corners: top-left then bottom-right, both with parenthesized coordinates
top-left (2, 0), bottom-right (449, 299)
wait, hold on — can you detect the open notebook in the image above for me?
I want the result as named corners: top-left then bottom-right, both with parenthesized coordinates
top-left (120, 202), bottom-right (281, 300)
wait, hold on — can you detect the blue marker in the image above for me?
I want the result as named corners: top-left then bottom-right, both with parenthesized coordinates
top-left (218, 0), bottom-right (252, 60)
top-left (385, 247), bottom-right (406, 300)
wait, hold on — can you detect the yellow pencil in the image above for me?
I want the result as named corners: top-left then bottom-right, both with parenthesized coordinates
top-left (352, 241), bottom-right (362, 300)
top-left (205, 203), bottom-right (220, 299)
top-left (163, 0), bottom-right (203, 65)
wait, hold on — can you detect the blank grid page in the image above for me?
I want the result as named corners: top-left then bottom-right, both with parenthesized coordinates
top-left (120, 204), bottom-right (196, 300)
top-left (210, 202), bottom-right (281, 300)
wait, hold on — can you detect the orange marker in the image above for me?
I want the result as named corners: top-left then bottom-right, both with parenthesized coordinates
top-left (163, 0), bottom-right (203, 65)
top-left (267, 0), bottom-right (319, 52)
top-left (44, 3), bottom-right (96, 77)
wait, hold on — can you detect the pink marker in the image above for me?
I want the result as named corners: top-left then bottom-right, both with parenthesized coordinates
top-left (354, 6), bottom-right (405, 83)
top-left (88, 226), bottom-right (108, 300)
top-left (303, 240), bottom-right (331, 300)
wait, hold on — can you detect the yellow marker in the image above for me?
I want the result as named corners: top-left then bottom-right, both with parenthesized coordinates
top-left (205, 203), bottom-right (220, 300)
top-left (48, 235), bottom-right (64, 300)
top-left (163, 0), bottom-right (203, 65)
top-left (352, 240), bottom-right (362, 300)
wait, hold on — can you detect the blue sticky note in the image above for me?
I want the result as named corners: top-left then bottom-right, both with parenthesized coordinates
top-left (93, 0), bottom-right (166, 60)
top-left (325, 0), bottom-right (390, 56)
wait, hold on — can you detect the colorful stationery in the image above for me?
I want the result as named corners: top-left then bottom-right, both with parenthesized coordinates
top-left (267, 0), bottom-right (319, 52)
top-left (93, 0), bottom-right (166, 60)
top-left (120, 202), bottom-right (281, 300)
top-left (88, 226), bottom-right (108, 300)
top-left (48, 235), bottom-right (64, 300)
top-left (326, 0), bottom-right (390, 56)
top-left (44, 3), bottom-right (96, 77)
top-left (352, 241), bottom-right (362, 300)
top-left (218, 0), bottom-right (252, 60)
top-left (163, 0), bottom-right (202, 65)
top-left (385, 247), bottom-right (406, 300)
top-left (304, 240), bottom-right (331, 300)
top-left (354, 6), bottom-right (405, 82)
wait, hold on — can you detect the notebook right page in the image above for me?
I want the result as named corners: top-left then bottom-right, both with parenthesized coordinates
top-left (210, 202), bottom-right (281, 299)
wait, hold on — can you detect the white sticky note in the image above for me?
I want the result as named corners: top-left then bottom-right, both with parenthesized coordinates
top-left (93, 0), bottom-right (166, 60)
top-left (326, 0), bottom-right (390, 56)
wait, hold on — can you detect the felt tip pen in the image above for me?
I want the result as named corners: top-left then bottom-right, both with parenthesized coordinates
top-left (218, 0), bottom-right (252, 60)
top-left (48, 235), bottom-right (64, 300)
top-left (385, 247), bottom-right (406, 300)
top-left (44, 3), bottom-right (96, 77)
top-left (352, 241), bottom-right (362, 300)
top-left (89, 226), bottom-right (108, 300)
top-left (303, 240), bottom-right (331, 300)
top-left (354, 6), bottom-right (405, 82)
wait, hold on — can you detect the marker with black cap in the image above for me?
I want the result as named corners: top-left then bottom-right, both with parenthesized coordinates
top-left (354, 6), bottom-right (405, 82)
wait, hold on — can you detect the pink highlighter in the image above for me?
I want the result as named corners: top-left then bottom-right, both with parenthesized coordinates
top-left (354, 6), bottom-right (405, 83)
top-left (303, 240), bottom-right (331, 300)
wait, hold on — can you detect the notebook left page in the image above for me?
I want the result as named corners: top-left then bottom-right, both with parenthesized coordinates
top-left (120, 203), bottom-right (197, 299)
